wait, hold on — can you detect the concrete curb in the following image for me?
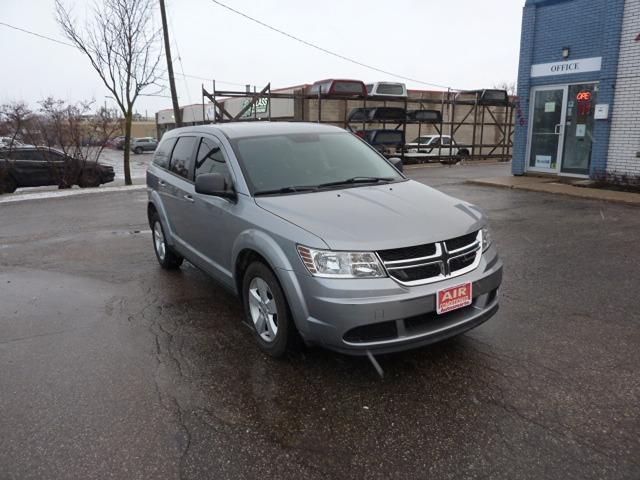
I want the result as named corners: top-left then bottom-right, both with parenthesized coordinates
top-left (467, 177), bottom-right (640, 206)
top-left (0, 184), bottom-right (147, 205)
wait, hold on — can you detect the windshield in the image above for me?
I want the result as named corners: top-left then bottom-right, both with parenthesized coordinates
top-left (231, 132), bottom-right (404, 195)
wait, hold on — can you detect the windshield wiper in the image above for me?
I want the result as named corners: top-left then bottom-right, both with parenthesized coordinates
top-left (317, 176), bottom-right (396, 188)
top-left (253, 185), bottom-right (319, 196)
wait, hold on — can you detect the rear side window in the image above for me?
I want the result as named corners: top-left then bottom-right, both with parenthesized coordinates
top-left (153, 137), bottom-right (177, 169)
top-left (169, 136), bottom-right (197, 180)
top-left (195, 137), bottom-right (233, 187)
top-left (332, 82), bottom-right (364, 95)
top-left (376, 84), bottom-right (405, 95)
top-left (441, 137), bottom-right (451, 145)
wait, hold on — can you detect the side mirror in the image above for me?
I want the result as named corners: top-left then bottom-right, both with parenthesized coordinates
top-left (195, 173), bottom-right (236, 200)
top-left (388, 157), bottom-right (403, 172)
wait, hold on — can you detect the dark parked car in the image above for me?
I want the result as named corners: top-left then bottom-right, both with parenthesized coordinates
top-left (131, 137), bottom-right (158, 154)
top-left (0, 146), bottom-right (115, 194)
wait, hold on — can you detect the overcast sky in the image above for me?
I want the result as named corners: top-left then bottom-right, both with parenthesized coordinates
top-left (1, 0), bottom-right (524, 115)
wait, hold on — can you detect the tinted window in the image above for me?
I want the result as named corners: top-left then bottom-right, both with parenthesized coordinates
top-left (441, 137), bottom-right (451, 145)
top-left (169, 136), bottom-right (197, 180)
top-left (232, 132), bottom-right (402, 194)
top-left (332, 82), bottom-right (364, 94)
top-left (371, 131), bottom-right (403, 144)
top-left (195, 137), bottom-right (233, 187)
top-left (153, 137), bottom-right (177, 169)
top-left (376, 84), bottom-right (405, 95)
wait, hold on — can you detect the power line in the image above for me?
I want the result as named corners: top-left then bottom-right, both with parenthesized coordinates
top-left (0, 21), bottom-right (254, 90)
top-left (209, 0), bottom-right (454, 90)
top-left (0, 21), bottom-right (75, 48)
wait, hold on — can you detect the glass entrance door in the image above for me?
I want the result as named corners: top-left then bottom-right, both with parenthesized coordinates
top-left (527, 87), bottom-right (567, 172)
top-left (561, 83), bottom-right (597, 175)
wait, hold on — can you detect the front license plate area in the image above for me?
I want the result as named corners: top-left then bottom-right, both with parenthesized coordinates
top-left (437, 282), bottom-right (473, 315)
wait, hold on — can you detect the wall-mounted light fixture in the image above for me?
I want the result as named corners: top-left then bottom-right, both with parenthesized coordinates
top-left (562, 47), bottom-right (570, 59)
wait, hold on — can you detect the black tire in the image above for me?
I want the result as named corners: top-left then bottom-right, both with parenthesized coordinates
top-left (150, 212), bottom-right (183, 270)
top-left (134, 147), bottom-right (143, 154)
top-left (78, 169), bottom-right (101, 188)
top-left (0, 175), bottom-right (18, 194)
top-left (458, 149), bottom-right (470, 157)
top-left (242, 261), bottom-right (295, 358)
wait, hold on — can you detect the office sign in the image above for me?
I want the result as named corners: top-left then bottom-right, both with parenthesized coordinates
top-left (530, 57), bottom-right (602, 78)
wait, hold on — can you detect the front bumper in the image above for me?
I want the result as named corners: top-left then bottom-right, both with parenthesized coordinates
top-left (279, 246), bottom-right (502, 355)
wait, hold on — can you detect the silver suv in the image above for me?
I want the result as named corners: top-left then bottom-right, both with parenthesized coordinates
top-left (146, 123), bottom-right (502, 357)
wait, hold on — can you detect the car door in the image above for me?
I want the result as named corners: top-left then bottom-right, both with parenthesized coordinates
top-left (180, 135), bottom-right (238, 286)
top-left (162, 136), bottom-right (198, 247)
top-left (440, 136), bottom-right (454, 156)
top-left (11, 149), bottom-right (59, 186)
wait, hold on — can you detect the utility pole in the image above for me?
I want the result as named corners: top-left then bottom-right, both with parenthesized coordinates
top-left (159, 0), bottom-right (181, 128)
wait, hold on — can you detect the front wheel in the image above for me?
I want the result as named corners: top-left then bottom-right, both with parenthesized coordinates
top-left (78, 169), bottom-right (101, 188)
top-left (134, 147), bottom-right (143, 154)
top-left (242, 262), bottom-right (295, 357)
top-left (150, 213), bottom-right (183, 269)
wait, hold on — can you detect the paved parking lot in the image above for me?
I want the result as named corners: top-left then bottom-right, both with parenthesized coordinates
top-left (1, 163), bottom-right (639, 479)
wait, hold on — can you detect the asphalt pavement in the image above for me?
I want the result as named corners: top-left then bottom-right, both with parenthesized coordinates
top-left (1, 163), bottom-right (639, 479)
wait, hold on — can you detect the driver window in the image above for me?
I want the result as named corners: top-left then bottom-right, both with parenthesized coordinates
top-left (195, 137), bottom-right (233, 188)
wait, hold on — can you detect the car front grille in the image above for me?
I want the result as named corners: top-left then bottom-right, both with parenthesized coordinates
top-left (377, 230), bottom-right (482, 286)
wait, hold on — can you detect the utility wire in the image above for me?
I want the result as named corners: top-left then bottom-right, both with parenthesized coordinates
top-left (0, 20), bottom-right (75, 47)
top-left (0, 20), bottom-right (254, 90)
top-left (209, 0), bottom-right (455, 90)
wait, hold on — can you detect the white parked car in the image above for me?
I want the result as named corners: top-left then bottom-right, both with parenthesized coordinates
top-left (365, 82), bottom-right (408, 98)
top-left (403, 135), bottom-right (469, 162)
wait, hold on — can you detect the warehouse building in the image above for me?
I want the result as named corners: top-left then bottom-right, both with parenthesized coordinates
top-left (512, 0), bottom-right (640, 181)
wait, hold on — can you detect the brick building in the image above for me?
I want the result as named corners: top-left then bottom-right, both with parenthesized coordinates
top-left (512, 0), bottom-right (639, 181)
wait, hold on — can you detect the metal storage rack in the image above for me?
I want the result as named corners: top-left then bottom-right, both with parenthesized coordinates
top-left (198, 83), bottom-right (515, 163)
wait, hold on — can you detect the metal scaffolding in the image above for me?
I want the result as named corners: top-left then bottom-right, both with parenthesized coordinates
top-left (198, 83), bottom-right (515, 163)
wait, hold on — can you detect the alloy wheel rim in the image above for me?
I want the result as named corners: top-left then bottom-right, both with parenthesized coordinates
top-left (153, 221), bottom-right (166, 261)
top-left (248, 277), bottom-right (278, 342)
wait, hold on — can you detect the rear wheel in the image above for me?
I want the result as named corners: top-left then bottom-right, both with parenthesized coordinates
top-left (242, 261), bottom-right (294, 357)
top-left (458, 149), bottom-right (470, 157)
top-left (0, 175), bottom-right (17, 194)
top-left (150, 212), bottom-right (183, 269)
top-left (134, 147), bottom-right (143, 154)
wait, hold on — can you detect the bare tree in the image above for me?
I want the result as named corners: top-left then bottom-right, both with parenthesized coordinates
top-left (494, 81), bottom-right (517, 97)
top-left (55, 0), bottom-right (162, 185)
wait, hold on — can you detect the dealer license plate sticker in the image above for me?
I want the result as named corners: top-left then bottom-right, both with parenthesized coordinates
top-left (437, 282), bottom-right (473, 315)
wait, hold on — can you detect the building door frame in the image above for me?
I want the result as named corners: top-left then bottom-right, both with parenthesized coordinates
top-left (525, 84), bottom-right (568, 175)
top-left (525, 82), bottom-right (598, 178)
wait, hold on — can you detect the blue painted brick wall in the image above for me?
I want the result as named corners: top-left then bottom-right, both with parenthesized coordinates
top-left (513, 0), bottom-right (626, 178)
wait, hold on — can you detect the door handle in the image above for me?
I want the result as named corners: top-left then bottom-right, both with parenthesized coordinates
top-left (554, 124), bottom-right (563, 134)
top-left (183, 194), bottom-right (195, 203)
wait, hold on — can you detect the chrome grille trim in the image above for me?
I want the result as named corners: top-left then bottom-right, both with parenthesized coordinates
top-left (378, 231), bottom-right (482, 286)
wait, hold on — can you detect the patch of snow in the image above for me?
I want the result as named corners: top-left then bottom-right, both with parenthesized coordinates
top-left (0, 185), bottom-right (147, 204)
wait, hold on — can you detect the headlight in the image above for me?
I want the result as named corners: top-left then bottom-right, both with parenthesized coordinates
top-left (297, 245), bottom-right (386, 278)
top-left (482, 226), bottom-right (492, 252)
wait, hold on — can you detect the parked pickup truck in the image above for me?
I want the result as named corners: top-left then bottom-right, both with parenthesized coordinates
top-left (0, 146), bottom-right (115, 193)
top-left (403, 135), bottom-right (469, 163)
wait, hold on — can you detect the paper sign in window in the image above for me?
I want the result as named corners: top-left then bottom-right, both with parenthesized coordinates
top-left (544, 102), bottom-right (556, 113)
top-left (576, 124), bottom-right (586, 138)
top-left (535, 155), bottom-right (552, 168)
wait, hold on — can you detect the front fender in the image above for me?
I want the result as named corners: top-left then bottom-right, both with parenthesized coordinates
top-left (232, 229), bottom-right (295, 272)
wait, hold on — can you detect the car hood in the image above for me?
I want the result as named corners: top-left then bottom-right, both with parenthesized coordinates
top-left (255, 180), bottom-right (485, 251)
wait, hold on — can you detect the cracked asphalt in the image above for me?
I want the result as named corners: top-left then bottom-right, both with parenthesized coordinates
top-left (1, 163), bottom-right (639, 479)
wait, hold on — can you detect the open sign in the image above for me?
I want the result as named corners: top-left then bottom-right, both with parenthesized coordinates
top-left (577, 91), bottom-right (592, 101)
